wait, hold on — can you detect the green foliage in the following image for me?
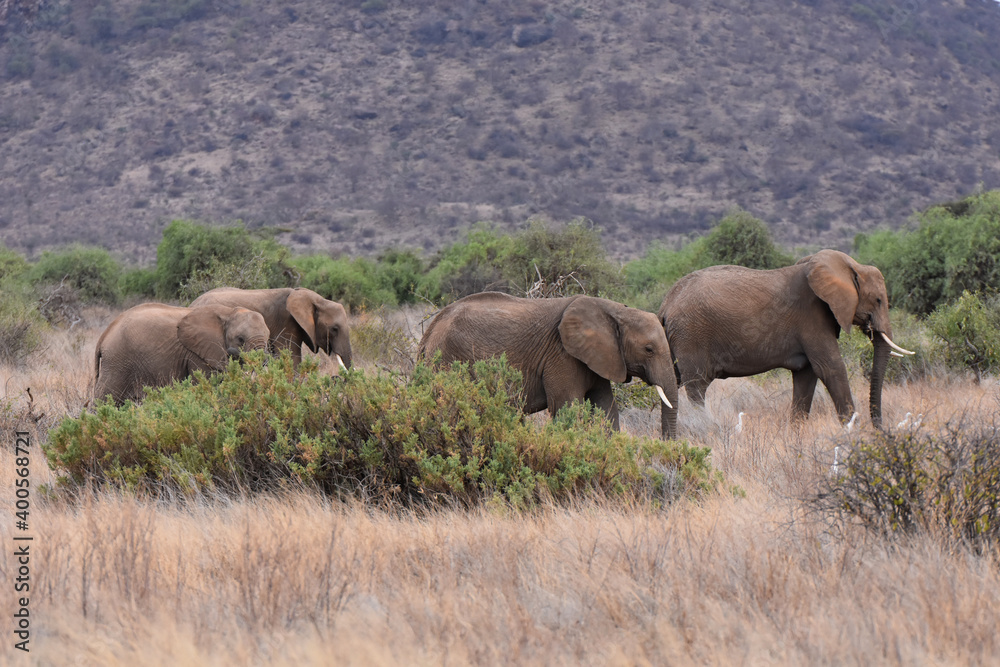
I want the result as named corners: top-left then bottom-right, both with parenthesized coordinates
top-left (819, 422), bottom-right (1000, 552)
top-left (700, 208), bottom-right (794, 270)
top-left (417, 226), bottom-right (516, 303)
top-left (623, 241), bottom-right (705, 311)
top-left (508, 219), bottom-right (625, 299)
top-left (838, 310), bottom-right (939, 384)
top-left (27, 244), bottom-right (123, 304)
top-left (927, 291), bottom-right (1000, 381)
top-left (292, 254), bottom-right (397, 311)
top-left (0, 281), bottom-right (44, 367)
top-left (155, 220), bottom-right (291, 300)
top-left (855, 191), bottom-right (1000, 314)
top-left (0, 244), bottom-right (29, 283)
top-left (119, 267), bottom-right (157, 299)
top-left (44, 353), bottom-right (721, 508)
top-left (418, 220), bottom-right (622, 304)
top-left (621, 208), bottom-right (791, 310)
top-left (375, 248), bottom-right (425, 305)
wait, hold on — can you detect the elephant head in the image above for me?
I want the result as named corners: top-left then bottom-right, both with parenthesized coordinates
top-left (178, 306), bottom-right (270, 370)
top-left (286, 288), bottom-right (353, 370)
top-left (558, 297), bottom-right (678, 437)
top-left (801, 250), bottom-right (913, 428)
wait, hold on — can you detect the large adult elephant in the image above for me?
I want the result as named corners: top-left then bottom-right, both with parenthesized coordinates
top-left (190, 287), bottom-right (352, 369)
top-left (417, 292), bottom-right (678, 438)
top-left (94, 303), bottom-right (270, 404)
top-left (657, 249), bottom-right (913, 432)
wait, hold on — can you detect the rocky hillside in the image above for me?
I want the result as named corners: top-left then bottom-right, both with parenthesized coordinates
top-left (1, 0), bottom-right (999, 262)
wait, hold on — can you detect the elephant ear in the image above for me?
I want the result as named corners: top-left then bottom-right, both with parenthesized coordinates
top-left (178, 306), bottom-right (229, 369)
top-left (286, 289), bottom-right (318, 352)
top-left (805, 250), bottom-right (860, 334)
top-left (558, 298), bottom-right (627, 382)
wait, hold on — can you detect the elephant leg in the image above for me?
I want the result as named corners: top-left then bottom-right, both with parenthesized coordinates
top-left (791, 367), bottom-right (818, 419)
top-left (815, 361), bottom-right (855, 422)
top-left (585, 377), bottom-right (619, 430)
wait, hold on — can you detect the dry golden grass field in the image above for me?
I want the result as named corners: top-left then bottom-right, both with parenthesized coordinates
top-left (2, 308), bottom-right (1000, 665)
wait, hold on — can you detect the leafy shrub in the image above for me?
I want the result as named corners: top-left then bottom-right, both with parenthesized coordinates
top-left (293, 254), bottom-right (397, 310)
top-left (507, 219), bottom-right (625, 299)
top-left (0, 244), bottom-right (29, 283)
top-left (44, 354), bottom-right (722, 508)
top-left (622, 241), bottom-right (705, 310)
top-left (817, 421), bottom-right (1000, 552)
top-left (855, 191), bottom-right (1000, 314)
top-left (418, 220), bottom-right (622, 304)
top-left (375, 248), bottom-right (425, 306)
top-left (119, 267), bottom-right (158, 299)
top-left (839, 309), bottom-right (940, 384)
top-left (417, 226), bottom-right (516, 303)
top-left (0, 282), bottom-right (44, 367)
top-left (927, 290), bottom-right (1000, 381)
top-left (699, 207), bottom-right (793, 270)
top-left (155, 220), bottom-right (291, 300)
top-left (27, 244), bottom-right (123, 304)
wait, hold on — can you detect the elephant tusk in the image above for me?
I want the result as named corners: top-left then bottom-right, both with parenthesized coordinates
top-left (881, 332), bottom-right (915, 355)
top-left (335, 354), bottom-right (347, 370)
top-left (890, 350), bottom-right (904, 358)
top-left (655, 385), bottom-right (673, 410)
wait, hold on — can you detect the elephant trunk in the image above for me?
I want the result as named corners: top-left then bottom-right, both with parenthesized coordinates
top-left (656, 376), bottom-right (679, 441)
top-left (869, 332), bottom-right (891, 430)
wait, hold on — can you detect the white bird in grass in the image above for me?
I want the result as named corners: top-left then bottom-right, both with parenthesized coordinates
top-left (897, 412), bottom-right (912, 430)
top-left (912, 414), bottom-right (923, 429)
top-left (735, 412), bottom-right (745, 434)
top-left (845, 412), bottom-right (858, 433)
top-left (832, 446), bottom-right (840, 476)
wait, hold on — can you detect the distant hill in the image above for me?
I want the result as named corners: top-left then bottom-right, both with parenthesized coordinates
top-left (1, 0), bottom-right (999, 263)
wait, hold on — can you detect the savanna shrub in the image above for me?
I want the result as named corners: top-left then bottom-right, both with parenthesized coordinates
top-left (0, 244), bottom-right (28, 283)
top-left (699, 207), bottom-right (793, 270)
top-left (927, 290), bottom-right (1000, 381)
top-left (44, 353), bottom-right (721, 507)
top-left (623, 240), bottom-right (705, 310)
top-left (0, 281), bottom-right (44, 366)
top-left (855, 191), bottom-right (1000, 314)
top-left (838, 310), bottom-right (940, 384)
top-left (349, 309), bottom-right (416, 371)
top-left (292, 254), bottom-right (397, 310)
top-left (417, 226), bottom-right (516, 303)
top-left (818, 421), bottom-right (1000, 552)
top-left (27, 244), bottom-right (123, 304)
top-left (155, 220), bottom-right (291, 299)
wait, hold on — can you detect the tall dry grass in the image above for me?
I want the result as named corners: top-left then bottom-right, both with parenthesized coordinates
top-left (1, 314), bottom-right (999, 664)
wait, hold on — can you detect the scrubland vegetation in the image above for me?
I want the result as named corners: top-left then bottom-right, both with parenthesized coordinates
top-left (2, 194), bottom-right (1000, 662)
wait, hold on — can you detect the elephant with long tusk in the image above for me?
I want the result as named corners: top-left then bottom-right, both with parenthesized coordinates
top-left (659, 249), bottom-right (913, 430)
top-left (417, 292), bottom-right (679, 439)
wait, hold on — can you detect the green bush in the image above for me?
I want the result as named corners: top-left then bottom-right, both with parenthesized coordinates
top-left (375, 248), bottom-right (425, 305)
top-left (44, 354), bottom-right (722, 508)
top-left (293, 254), bottom-right (397, 311)
top-left (417, 226), bottom-right (516, 303)
top-left (0, 281), bottom-right (44, 366)
top-left (838, 309), bottom-right (939, 384)
top-left (0, 244), bottom-right (29, 283)
top-left (155, 220), bottom-right (291, 300)
top-left (927, 290), bottom-right (1000, 381)
top-left (119, 266), bottom-right (157, 299)
top-left (855, 191), bottom-right (1000, 314)
top-left (27, 244), bottom-right (123, 304)
top-left (818, 422), bottom-right (1000, 552)
top-left (699, 207), bottom-right (793, 270)
top-left (622, 241), bottom-right (705, 311)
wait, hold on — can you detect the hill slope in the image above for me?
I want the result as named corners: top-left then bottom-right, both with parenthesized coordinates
top-left (1, 0), bottom-right (999, 262)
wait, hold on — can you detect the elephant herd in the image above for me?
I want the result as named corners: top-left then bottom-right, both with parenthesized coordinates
top-left (93, 250), bottom-right (914, 438)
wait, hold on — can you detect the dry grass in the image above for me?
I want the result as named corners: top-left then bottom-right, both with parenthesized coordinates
top-left (2, 318), bottom-right (1000, 664)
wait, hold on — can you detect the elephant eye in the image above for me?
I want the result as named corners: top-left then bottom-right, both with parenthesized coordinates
top-left (645, 344), bottom-right (654, 354)
top-left (237, 336), bottom-right (245, 345)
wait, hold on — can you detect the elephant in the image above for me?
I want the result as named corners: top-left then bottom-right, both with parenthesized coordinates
top-left (417, 292), bottom-right (678, 438)
top-left (657, 249), bottom-right (914, 433)
top-left (94, 303), bottom-right (270, 404)
top-left (190, 287), bottom-right (352, 369)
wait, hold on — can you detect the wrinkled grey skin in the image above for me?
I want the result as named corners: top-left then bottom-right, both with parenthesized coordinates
top-left (658, 249), bottom-right (901, 430)
top-left (190, 287), bottom-right (352, 369)
top-left (418, 292), bottom-right (679, 438)
top-left (94, 303), bottom-right (270, 404)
